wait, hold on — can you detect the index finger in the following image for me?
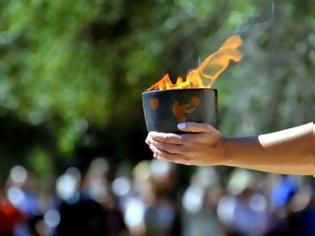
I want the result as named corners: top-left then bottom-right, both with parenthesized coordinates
top-left (148, 131), bottom-right (184, 145)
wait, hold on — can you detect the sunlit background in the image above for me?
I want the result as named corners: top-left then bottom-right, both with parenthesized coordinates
top-left (0, 0), bottom-right (314, 235)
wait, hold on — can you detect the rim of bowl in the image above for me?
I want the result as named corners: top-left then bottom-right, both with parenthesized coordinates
top-left (142, 88), bottom-right (217, 95)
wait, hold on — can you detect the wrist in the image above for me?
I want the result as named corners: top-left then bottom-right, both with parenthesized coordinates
top-left (217, 136), bottom-right (231, 166)
top-left (218, 136), bottom-right (260, 167)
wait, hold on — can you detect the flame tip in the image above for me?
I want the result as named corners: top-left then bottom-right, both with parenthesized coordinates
top-left (147, 35), bottom-right (243, 91)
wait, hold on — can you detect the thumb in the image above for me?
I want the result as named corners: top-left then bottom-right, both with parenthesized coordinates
top-left (177, 122), bottom-right (215, 133)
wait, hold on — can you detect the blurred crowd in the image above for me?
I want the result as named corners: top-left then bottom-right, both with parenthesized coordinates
top-left (0, 158), bottom-right (314, 236)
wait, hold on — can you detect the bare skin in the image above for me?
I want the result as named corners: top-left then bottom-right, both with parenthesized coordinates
top-left (145, 122), bottom-right (315, 176)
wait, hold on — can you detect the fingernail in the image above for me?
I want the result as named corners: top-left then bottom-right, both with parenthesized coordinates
top-left (177, 122), bottom-right (186, 129)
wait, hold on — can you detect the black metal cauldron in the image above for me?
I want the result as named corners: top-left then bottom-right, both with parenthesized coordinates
top-left (142, 88), bottom-right (217, 133)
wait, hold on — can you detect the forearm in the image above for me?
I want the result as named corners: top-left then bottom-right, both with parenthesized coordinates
top-left (222, 123), bottom-right (315, 176)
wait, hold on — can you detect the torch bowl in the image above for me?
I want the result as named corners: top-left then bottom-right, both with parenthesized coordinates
top-left (142, 88), bottom-right (217, 133)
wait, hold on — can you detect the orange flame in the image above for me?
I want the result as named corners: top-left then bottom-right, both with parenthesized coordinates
top-left (147, 35), bottom-right (243, 91)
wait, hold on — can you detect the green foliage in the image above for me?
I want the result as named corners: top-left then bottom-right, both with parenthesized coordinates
top-left (27, 148), bottom-right (53, 178)
top-left (0, 0), bottom-right (314, 174)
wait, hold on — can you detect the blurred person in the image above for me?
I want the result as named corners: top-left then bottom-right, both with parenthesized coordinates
top-left (56, 195), bottom-right (107, 236)
top-left (56, 160), bottom-right (128, 236)
top-left (181, 167), bottom-right (226, 236)
top-left (143, 175), bottom-right (181, 236)
top-left (143, 178), bottom-right (175, 236)
top-left (0, 185), bottom-right (24, 236)
top-left (146, 160), bottom-right (181, 236)
top-left (122, 161), bottom-right (151, 236)
top-left (123, 160), bottom-right (181, 236)
top-left (266, 177), bottom-right (315, 236)
top-left (217, 170), bottom-right (268, 236)
top-left (83, 158), bottom-right (128, 236)
top-left (101, 191), bottom-right (128, 236)
top-left (55, 166), bottom-right (107, 236)
top-left (5, 165), bottom-right (42, 235)
top-left (229, 189), bottom-right (268, 236)
top-left (28, 178), bottom-right (59, 236)
top-left (6, 166), bottom-right (39, 216)
top-left (146, 122), bottom-right (315, 176)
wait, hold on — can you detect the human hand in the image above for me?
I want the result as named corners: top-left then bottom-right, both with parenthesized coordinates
top-left (145, 122), bottom-right (225, 166)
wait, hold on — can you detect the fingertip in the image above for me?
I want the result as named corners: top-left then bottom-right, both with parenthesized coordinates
top-left (148, 131), bottom-right (155, 137)
top-left (149, 131), bottom-right (164, 139)
top-left (145, 138), bottom-right (150, 145)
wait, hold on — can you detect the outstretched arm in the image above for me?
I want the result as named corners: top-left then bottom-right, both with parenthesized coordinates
top-left (146, 122), bottom-right (315, 176)
top-left (223, 122), bottom-right (314, 175)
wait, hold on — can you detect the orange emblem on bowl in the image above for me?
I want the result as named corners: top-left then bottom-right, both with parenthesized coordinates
top-left (149, 98), bottom-right (159, 111)
top-left (172, 96), bottom-right (200, 122)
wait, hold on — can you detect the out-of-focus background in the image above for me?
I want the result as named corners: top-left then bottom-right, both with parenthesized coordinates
top-left (0, 0), bottom-right (314, 235)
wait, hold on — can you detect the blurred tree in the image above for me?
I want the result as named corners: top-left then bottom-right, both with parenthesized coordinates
top-left (0, 0), bottom-right (314, 175)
